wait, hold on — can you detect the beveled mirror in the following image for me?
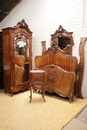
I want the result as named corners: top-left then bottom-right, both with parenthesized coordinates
top-left (14, 34), bottom-right (30, 85)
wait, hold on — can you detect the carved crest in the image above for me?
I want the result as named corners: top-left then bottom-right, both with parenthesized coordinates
top-left (16, 19), bottom-right (28, 28)
top-left (14, 19), bottom-right (31, 32)
top-left (48, 39), bottom-right (59, 53)
top-left (55, 25), bottom-right (68, 34)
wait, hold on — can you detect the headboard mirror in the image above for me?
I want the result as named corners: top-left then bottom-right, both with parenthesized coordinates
top-left (50, 25), bottom-right (74, 55)
top-left (58, 36), bottom-right (70, 50)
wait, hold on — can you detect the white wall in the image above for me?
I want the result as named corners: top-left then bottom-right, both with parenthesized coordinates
top-left (82, 42), bottom-right (87, 97)
top-left (0, 0), bottom-right (87, 97)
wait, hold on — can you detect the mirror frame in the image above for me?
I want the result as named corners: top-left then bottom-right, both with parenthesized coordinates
top-left (14, 34), bottom-right (29, 62)
top-left (50, 25), bottom-right (74, 55)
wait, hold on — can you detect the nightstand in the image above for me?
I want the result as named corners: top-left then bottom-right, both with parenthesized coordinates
top-left (29, 70), bottom-right (46, 102)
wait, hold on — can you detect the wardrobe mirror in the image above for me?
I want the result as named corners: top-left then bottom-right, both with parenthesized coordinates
top-left (14, 34), bottom-right (29, 85)
top-left (14, 34), bottom-right (29, 61)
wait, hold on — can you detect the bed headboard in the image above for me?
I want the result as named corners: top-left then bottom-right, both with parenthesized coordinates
top-left (35, 48), bottom-right (78, 73)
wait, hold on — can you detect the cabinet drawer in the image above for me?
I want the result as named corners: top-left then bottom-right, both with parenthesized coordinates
top-left (30, 70), bottom-right (45, 83)
top-left (32, 75), bottom-right (44, 82)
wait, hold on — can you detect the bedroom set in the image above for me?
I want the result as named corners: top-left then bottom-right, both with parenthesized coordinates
top-left (0, 19), bottom-right (85, 103)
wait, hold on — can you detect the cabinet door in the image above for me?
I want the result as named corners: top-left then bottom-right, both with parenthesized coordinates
top-left (14, 34), bottom-right (30, 85)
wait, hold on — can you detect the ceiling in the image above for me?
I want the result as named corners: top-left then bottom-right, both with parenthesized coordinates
top-left (0, 0), bottom-right (22, 22)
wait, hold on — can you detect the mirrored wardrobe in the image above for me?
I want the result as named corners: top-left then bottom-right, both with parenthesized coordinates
top-left (2, 19), bottom-right (32, 96)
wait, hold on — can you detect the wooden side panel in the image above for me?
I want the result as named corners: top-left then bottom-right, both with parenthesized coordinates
top-left (76, 38), bottom-right (87, 99)
top-left (2, 28), bottom-right (11, 91)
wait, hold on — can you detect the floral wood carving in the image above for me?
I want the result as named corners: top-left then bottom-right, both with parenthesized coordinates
top-left (47, 72), bottom-right (55, 83)
top-left (48, 40), bottom-right (59, 53)
top-left (14, 19), bottom-right (31, 32)
top-left (77, 63), bottom-right (83, 72)
top-left (16, 19), bottom-right (28, 28)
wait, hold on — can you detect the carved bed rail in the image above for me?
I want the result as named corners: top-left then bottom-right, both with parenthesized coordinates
top-left (36, 64), bottom-right (76, 103)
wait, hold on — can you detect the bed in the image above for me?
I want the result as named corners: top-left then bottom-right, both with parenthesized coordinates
top-left (35, 26), bottom-right (78, 102)
top-left (35, 46), bottom-right (78, 103)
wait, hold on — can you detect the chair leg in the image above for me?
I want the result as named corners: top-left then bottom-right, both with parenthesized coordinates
top-left (42, 83), bottom-right (46, 102)
top-left (29, 85), bottom-right (32, 103)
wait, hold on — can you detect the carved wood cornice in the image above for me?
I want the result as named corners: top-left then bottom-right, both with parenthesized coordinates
top-left (14, 19), bottom-right (32, 33)
top-left (51, 25), bottom-right (73, 37)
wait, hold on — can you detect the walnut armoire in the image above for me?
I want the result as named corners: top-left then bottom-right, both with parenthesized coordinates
top-left (2, 19), bottom-right (32, 96)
